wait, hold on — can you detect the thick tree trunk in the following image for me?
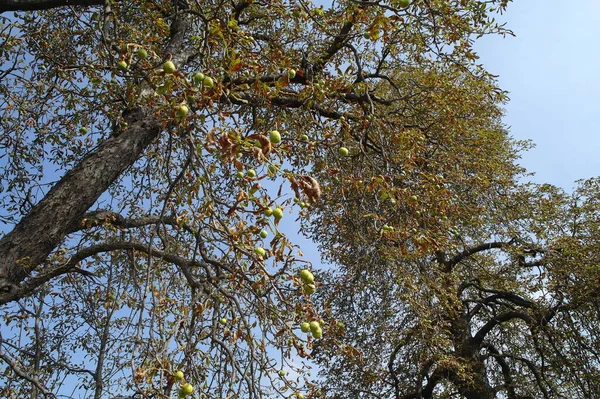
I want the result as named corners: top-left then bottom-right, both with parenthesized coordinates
top-left (0, 107), bottom-right (160, 293)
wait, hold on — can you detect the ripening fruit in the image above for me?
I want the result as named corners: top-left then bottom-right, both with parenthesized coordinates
top-left (219, 318), bottom-right (227, 325)
top-left (272, 207), bottom-right (284, 219)
top-left (137, 49), bottom-right (148, 59)
top-left (163, 61), bottom-right (176, 74)
top-left (338, 147), bottom-right (349, 156)
top-left (193, 72), bottom-right (205, 84)
top-left (279, 370), bottom-right (287, 376)
top-left (268, 164), bottom-right (278, 175)
top-left (300, 134), bottom-right (309, 141)
top-left (312, 326), bottom-right (323, 339)
top-left (309, 321), bottom-right (320, 333)
top-left (300, 322), bottom-right (311, 333)
top-left (269, 130), bottom-right (281, 144)
top-left (398, 0), bottom-right (410, 8)
top-left (246, 169), bottom-right (256, 178)
top-left (117, 61), bottom-right (128, 70)
top-left (288, 69), bottom-right (296, 79)
top-left (236, 171), bottom-right (244, 178)
top-left (173, 370), bottom-right (184, 381)
top-left (299, 269), bottom-right (314, 284)
top-left (336, 321), bottom-right (345, 328)
top-left (303, 284), bottom-right (316, 295)
top-left (297, 393), bottom-right (305, 399)
top-left (254, 247), bottom-right (266, 258)
top-left (264, 208), bottom-right (274, 217)
top-left (180, 383), bottom-right (194, 396)
top-left (203, 76), bottom-right (214, 88)
top-left (80, 127), bottom-right (88, 134)
top-left (410, 195), bottom-right (418, 202)
top-left (260, 230), bottom-right (268, 239)
top-left (176, 105), bottom-right (189, 119)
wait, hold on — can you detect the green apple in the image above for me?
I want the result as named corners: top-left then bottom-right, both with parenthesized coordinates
top-left (137, 49), bottom-right (148, 59)
top-left (180, 383), bottom-right (194, 395)
top-left (303, 283), bottom-right (316, 295)
top-left (254, 247), bottom-right (266, 258)
top-left (288, 69), bottom-right (296, 79)
top-left (398, 0), bottom-right (410, 8)
top-left (173, 370), bottom-right (184, 380)
top-left (219, 317), bottom-right (227, 325)
top-left (203, 76), bottom-right (214, 88)
top-left (163, 61), bottom-right (176, 74)
top-left (193, 72), bottom-right (205, 84)
top-left (300, 134), bottom-right (309, 141)
top-left (117, 60), bottom-right (128, 70)
top-left (338, 147), bottom-right (349, 156)
top-left (299, 269), bottom-right (314, 284)
top-left (272, 207), bottom-right (284, 219)
top-left (269, 130), bottom-right (281, 144)
top-left (264, 208), bottom-right (274, 216)
top-left (300, 322), bottom-right (311, 333)
top-left (246, 169), bottom-right (256, 178)
top-left (176, 105), bottom-right (189, 119)
top-left (260, 230), bottom-right (268, 239)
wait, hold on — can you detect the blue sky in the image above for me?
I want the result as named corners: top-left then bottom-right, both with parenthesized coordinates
top-left (476, 0), bottom-right (600, 190)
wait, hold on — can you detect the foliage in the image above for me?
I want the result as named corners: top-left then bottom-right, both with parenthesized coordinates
top-left (0, 0), bottom-right (526, 398)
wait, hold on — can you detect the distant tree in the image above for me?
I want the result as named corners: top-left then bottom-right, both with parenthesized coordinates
top-left (0, 0), bottom-right (514, 397)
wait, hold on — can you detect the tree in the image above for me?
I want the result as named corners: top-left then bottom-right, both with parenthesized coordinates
top-left (0, 0), bottom-right (514, 397)
top-left (308, 155), bottom-right (600, 396)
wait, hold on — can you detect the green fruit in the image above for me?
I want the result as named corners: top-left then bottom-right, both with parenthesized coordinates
top-left (300, 322), bottom-right (311, 333)
top-left (336, 321), bottom-right (344, 328)
top-left (398, 0), bottom-right (410, 8)
top-left (236, 171), bottom-right (244, 178)
top-left (163, 61), bottom-right (176, 74)
top-left (297, 394), bottom-right (305, 399)
top-left (300, 134), bottom-right (309, 141)
top-left (272, 207), bottom-right (284, 219)
top-left (173, 370), bottom-right (184, 380)
top-left (254, 247), bottom-right (266, 258)
top-left (260, 230), bottom-right (268, 239)
top-left (181, 383), bottom-right (194, 395)
top-left (176, 105), bottom-right (189, 119)
top-left (311, 326), bottom-right (323, 339)
top-left (338, 147), bottom-right (349, 156)
top-left (80, 127), bottom-right (88, 134)
top-left (288, 69), bottom-right (296, 79)
top-left (269, 130), bottom-right (281, 144)
top-left (246, 169), bottom-right (256, 178)
top-left (279, 370), bottom-right (287, 376)
top-left (203, 76), bottom-right (214, 88)
top-left (264, 208), bottom-right (274, 216)
top-left (117, 61), bottom-right (128, 70)
top-left (219, 317), bottom-right (227, 325)
top-left (299, 269), bottom-right (314, 284)
top-left (268, 164), bottom-right (278, 175)
top-left (309, 321), bottom-right (320, 333)
top-left (410, 195), bottom-right (418, 202)
top-left (193, 72), bottom-right (205, 84)
top-left (303, 283), bottom-right (316, 295)
top-left (137, 49), bottom-right (148, 59)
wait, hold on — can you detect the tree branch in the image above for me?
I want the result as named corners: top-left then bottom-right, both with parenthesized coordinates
top-left (0, 0), bottom-right (103, 12)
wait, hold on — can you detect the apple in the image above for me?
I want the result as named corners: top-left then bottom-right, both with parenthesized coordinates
top-left (272, 207), bottom-right (284, 219)
top-left (260, 230), bottom-right (268, 239)
top-left (398, 0), bottom-right (410, 8)
top-left (299, 269), bottom-right (314, 284)
top-left (269, 130), bottom-right (281, 144)
top-left (173, 370), bottom-right (184, 380)
top-left (219, 317), bottom-right (227, 325)
top-left (303, 283), bottom-right (316, 295)
top-left (193, 72), bottom-right (205, 84)
top-left (264, 208), bottom-right (274, 216)
top-left (300, 134), bottom-right (309, 141)
top-left (163, 61), bottom-right (176, 74)
top-left (246, 169), bottom-right (256, 178)
top-left (117, 60), bottom-right (128, 70)
top-left (203, 76), bottom-right (214, 88)
top-left (176, 105), bottom-right (189, 119)
top-left (137, 49), bottom-right (148, 59)
top-left (300, 322), bottom-right (311, 333)
top-left (338, 147), bottom-right (349, 156)
top-left (254, 247), bottom-right (266, 258)
top-left (288, 69), bottom-right (296, 79)
top-left (180, 383), bottom-right (194, 396)
top-left (309, 321), bottom-right (320, 333)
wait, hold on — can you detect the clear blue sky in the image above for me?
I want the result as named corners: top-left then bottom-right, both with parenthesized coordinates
top-left (476, 0), bottom-right (600, 190)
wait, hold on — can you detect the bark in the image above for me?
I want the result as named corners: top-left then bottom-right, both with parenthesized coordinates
top-left (0, 0), bottom-right (103, 12)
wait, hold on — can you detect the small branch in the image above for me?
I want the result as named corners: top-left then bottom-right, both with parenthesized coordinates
top-left (0, 348), bottom-right (57, 398)
top-left (0, 0), bottom-right (103, 12)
